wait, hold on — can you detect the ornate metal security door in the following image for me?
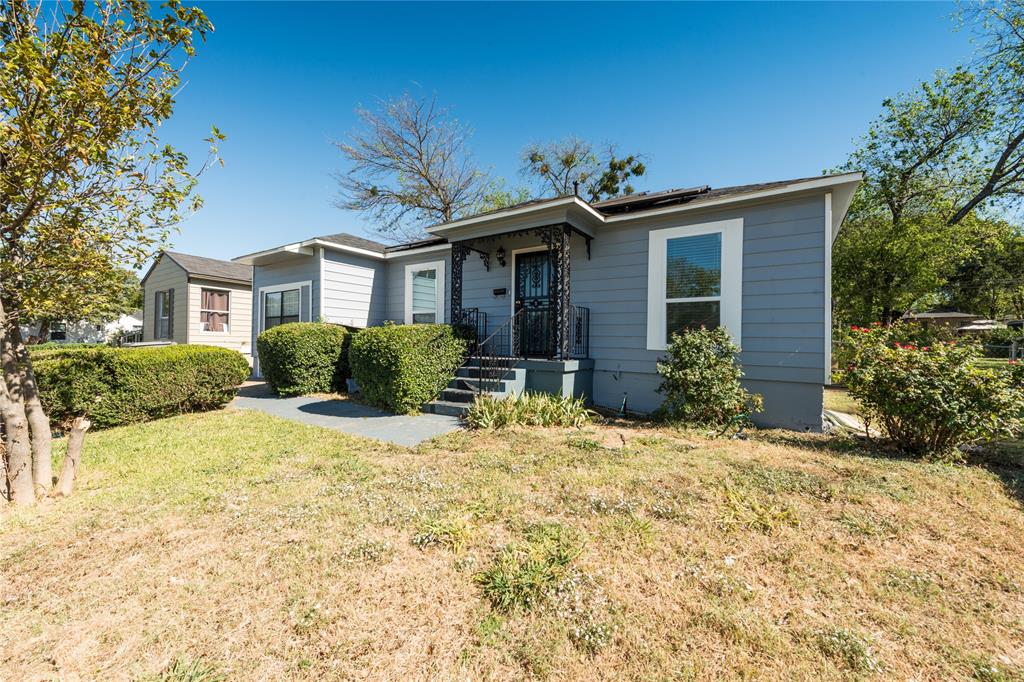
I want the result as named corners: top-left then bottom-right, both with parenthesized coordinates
top-left (514, 250), bottom-right (554, 357)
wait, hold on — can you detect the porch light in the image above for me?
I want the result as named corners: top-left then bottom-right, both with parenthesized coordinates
top-left (496, 246), bottom-right (506, 267)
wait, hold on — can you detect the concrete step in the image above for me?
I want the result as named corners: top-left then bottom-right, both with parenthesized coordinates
top-left (422, 400), bottom-right (469, 417)
top-left (441, 387), bottom-right (477, 403)
top-left (456, 365), bottom-right (525, 380)
top-left (449, 377), bottom-right (510, 393)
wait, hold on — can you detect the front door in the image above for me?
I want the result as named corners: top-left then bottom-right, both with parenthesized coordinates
top-left (514, 250), bottom-right (553, 357)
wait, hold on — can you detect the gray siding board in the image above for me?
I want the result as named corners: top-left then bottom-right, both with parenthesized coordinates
top-left (321, 249), bottom-right (387, 327)
top-left (743, 308), bottom-right (824, 324)
top-left (745, 262), bottom-right (823, 281)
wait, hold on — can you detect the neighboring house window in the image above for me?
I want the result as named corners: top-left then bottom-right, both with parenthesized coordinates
top-left (404, 260), bottom-right (446, 324)
top-left (155, 289), bottom-right (173, 340)
top-left (200, 288), bottom-right (230, 333)
top-left (264, 289), bottom-right (300, 330)
top-left (646, 218), bottom-right (743, 351)
top-left (49, 322), bottom-right (67, 342)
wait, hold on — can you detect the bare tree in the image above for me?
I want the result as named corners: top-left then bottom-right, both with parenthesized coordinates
top-left (334, 94), bottom-right (488, 242)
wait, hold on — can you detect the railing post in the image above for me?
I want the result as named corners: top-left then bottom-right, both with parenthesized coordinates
top-left (451, 242), bottom-right (469, 326)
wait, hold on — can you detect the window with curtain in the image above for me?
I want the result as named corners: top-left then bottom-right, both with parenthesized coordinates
top-left (664, 232), bottom-right (722, 341)
top-left (200, 288), bottom-right (230, 332)
top-left (264, 289), bottom-right (300, 330)
top-left (155, 290), bottom-right (171, 339)
top-left (410, 268), bottom-right (437, 323)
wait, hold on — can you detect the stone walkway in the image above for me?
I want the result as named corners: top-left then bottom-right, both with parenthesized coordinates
top-left (230, 382), bottom-right (462, 447)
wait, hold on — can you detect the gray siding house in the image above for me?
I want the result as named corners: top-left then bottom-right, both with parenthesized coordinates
top-left (234, 172), bottom-right (860, 430)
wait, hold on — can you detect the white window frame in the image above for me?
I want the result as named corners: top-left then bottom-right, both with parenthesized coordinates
top-left (646, 218), bottom-right (743, 350)
top-left (257, 280), bottom-right (312, 334)
top-left (155, 290), bottom-right (171, 340)
top-left (404, 260), bottom-right (446, 325)
top-left (199, 286), bottom-right (231, 334)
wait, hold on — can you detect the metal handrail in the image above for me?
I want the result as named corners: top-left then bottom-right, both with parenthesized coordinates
top-left (454, 307), bottom-right (487, 355)
top-left (473, 308), bottom-right (524, 394)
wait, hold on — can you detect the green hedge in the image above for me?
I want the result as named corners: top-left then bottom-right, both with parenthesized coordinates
top-left (33, 345), bottom-right (251, 429)
top-left (349, 323), bottom-right (467, 414)
top-left (256, 322), bottom-right (351, 396)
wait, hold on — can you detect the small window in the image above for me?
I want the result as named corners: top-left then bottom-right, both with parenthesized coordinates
top-left (411, 268), bottom-right (438, 323)
top-left (647, 219), bottom-right (743, 351)
top-left (49, 322), bottom-right (67, 342)
top-left (155, 290), bottom-right (172, 339)
top-left (264, 289), bottom-right (300, 330)
top-left (200, 288), bottom-right (230, 333)
top-left (404, 260), bottom-right (446, 324)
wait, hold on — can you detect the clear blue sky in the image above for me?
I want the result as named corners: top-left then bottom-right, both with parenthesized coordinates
top-left (160, 1), bottom-right (974, 261)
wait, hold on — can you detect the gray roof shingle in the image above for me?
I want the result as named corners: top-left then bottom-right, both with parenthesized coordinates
top-left (164, 251), bottom-right (252, 284)
top-left (315, 232), bottom-right (388, 253)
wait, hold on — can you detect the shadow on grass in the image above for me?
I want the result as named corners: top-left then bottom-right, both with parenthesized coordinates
top-left (970, 442), bottom-right (1024, 509)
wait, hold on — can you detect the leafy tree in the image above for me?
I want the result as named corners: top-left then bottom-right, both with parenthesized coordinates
top-left (1, 0), bottom-right (219, 505)
top-left (521, 137), bottom-right (645, 202)
top-left (477, 178), bottom-right (531, 213)
top-left (850, 2), bottom-right (1024, 229)
top-left (943, 221), bottom-right (1024, 318)
top-left (334, 93), bottom-right (488, 242)
top-left (834, 1), bottom-right (1024, 324)
top-left (832, 205), bottom-right (961, 325)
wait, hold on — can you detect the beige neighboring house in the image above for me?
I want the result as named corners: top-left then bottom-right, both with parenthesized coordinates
top-left (141, 251), bottom-right (253, 359)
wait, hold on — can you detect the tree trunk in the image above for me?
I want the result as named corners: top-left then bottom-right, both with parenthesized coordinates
top-left (10, 324), bottom-right (53, 495)
top-left (52, 416), bottom-right (90, 498)
top-left (0, 301), bottom-right (36, 505)
top-left (36, 319), bottom-right (50, 343)
top-left (1, 377), bottom-right (11, 501)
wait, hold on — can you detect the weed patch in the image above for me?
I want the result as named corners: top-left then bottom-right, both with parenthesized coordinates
top-left (475, 522), bottom-right (583, 612)
top-left (719, 482), bottom-right (800, 535)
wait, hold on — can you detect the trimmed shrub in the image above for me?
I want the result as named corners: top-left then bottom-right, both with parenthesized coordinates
top-left (34, 345), bottom-right (251, 429)
top-left (838, 326), bottom-right (1024, 458)
top-left (256, 322), bottom-right (351, 397)
top-left (348, 323), bottom-right (466, 414)
top-left (464, 392), bottom-right (592, 429)
top-left (655, 327), bottom-right (763, 426)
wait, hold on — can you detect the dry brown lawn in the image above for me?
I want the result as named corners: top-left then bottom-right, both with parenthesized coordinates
top-left (2, 408), bottom-right (1023, 681)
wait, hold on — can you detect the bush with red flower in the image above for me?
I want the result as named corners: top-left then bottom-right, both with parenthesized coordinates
top-left (836, 328), bottom-right (1024, 459)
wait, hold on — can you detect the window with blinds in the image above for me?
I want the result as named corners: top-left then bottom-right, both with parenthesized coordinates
top-left (404, 260), bottom-right (446, 325)
top-left (411, 268), bottom-right (438, 323)
top-left (664, 232), bottom-right (722, 341)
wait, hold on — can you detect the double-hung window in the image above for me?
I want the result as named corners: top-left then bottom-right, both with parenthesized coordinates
top-left (404, 260), bottom-right (446, 324)
top-left (200, 288), bottom-right (230, 333)
top-left (264, 289), bottom-right (300, 330)
top-left (647, 218), bottom-right (743, 350)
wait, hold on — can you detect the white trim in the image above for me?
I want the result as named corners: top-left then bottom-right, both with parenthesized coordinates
top-left (824, 192), bottom-right (833, 385)
top-left (382, 243), bottom-right (453, 257)
top-left (646, 218), bottom-right (744, 350)
top-left (256, 280), bottom-right (313, 334)
top-left (403, 260), bottom-right (446, 325)
top-left (235, 238), bottom-right (453, 265)
top-left (197, 285), bottom-right (232, 335)
top-left (317, 246), bottom-right (325, 323)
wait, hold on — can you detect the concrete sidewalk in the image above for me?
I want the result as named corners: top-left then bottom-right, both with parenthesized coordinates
top-left (231, 382), bottom-right (462, 447)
